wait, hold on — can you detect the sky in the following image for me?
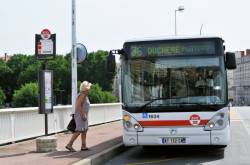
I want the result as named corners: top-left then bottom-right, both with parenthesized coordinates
top-left (0, 0), bottom-right (250, 56)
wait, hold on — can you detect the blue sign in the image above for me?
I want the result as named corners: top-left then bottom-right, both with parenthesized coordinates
top-left (142, 113), bottom-right (148, 119)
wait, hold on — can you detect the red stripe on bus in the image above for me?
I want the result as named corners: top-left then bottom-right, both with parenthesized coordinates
top-left (139, 120), bottom-right (209, 127)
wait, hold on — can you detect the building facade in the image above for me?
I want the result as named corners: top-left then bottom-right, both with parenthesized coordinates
top-left (233, 50), bottom-right (250, 106)
top-left (227, 69), bottom-right (234, 101)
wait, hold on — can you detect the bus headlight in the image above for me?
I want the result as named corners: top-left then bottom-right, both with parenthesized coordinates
top-left (208, 122), bottom-right (215, 128)
top-left (133, 123), bottom-right (141, 131)
top-left (216, 119), bottom-right (224, 127)
top-left (123, 113), bottom-right (143, 132)
top-left (204, 109), bottom-right (229, 131)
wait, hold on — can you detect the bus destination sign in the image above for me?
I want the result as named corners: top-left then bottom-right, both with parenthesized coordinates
top-left (127, 41), bottom-right (216, 58)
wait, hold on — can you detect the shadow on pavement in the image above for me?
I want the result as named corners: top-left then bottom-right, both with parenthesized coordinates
top-left (143, 145), bottom-right (224, 156)
top-left (135, 146), bottom-right (224, 164)
top-left (104, 145), bottom-right (225, 165)
top-left (0, 153), bottom-right (28, 158)
top-left (44, 136), bottom-right (122, 159)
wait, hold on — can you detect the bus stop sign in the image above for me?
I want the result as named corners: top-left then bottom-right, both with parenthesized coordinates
top-left (35, 29), bottom-right (56, 60)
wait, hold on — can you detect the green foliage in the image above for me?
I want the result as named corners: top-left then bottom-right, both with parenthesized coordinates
top-left (12, 83), bottom-right (38, 107)
top-left (47, 56), bottom-right (71, 104)
top-left (0, 87), bottom-right (6, 108)
top-left (102, 91), bottom-right (117, 103)
top-left (17, 62), bottom-right (42, 85)
top-left (5, 55), bottom-right (38, 103)
top-left (7, 54), bottom-right (37, 73)
top-left (0, 60), bottom-right (13, 103)
top-left (0, 60), bottom-right (13, 87)
top-left (7, 55), bottom-right (37, 89)
top-left (88, 84), bottom-right (117, 103)
top-left (78, 50), bottom-right (116, 91)
top-left (0, 51), bottom-right (117, 107)
top-left (88, 84), bottom-right (103, 103)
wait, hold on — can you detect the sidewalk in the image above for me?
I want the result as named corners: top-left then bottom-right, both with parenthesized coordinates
top-left (0, 121), bottom-right (122, 165)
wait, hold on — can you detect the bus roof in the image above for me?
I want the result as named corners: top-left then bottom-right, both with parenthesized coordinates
top-left (124, 35), bottom-right (223, 43)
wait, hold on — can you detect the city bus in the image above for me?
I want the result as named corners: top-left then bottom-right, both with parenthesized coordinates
top-left (107, 36), bottom-right (236, 147)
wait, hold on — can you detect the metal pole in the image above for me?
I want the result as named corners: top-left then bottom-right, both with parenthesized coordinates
top-left (44, 60), bottom-right (48, 135)
top-left (45, 113), bottom-right (48, 135)
top-left (175, 10), bottom-right (177, 36)
top-left (71, 0), bottom-right (77, 114)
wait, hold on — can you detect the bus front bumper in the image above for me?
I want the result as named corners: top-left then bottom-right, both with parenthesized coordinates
top-left (123, 126), bottom-right (230, 146)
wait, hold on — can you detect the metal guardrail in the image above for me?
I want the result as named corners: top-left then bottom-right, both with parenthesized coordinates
top-left (0, 103), bottom-right (122, 145)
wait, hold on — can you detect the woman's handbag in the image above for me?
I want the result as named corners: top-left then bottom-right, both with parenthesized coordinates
top-left (67, 114), bottom-right (76, 132)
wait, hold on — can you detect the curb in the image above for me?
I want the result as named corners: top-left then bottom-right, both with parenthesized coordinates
top-left (72, 143), bottom-right (125, 165)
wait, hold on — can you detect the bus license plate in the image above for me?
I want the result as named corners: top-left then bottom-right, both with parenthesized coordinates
top-left (161, 137), bottom-right (186, 144)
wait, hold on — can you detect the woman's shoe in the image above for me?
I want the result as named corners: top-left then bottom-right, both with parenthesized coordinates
top-left (65, 145), bottom-right (76, 152)
top-left (81, 147), bottom-right (89, 151)
top-left (81, 143), bottom-right (89, 151)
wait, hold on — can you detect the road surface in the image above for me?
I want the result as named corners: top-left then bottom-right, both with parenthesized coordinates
top-left (105, 107), bottom-right (250, 165)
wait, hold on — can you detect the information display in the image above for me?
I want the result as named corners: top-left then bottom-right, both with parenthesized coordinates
top-left (38, 70), bottom-right (53, 114)
top-left (126, 41), bottom-right (216, 58)
top-left (44, 71), bottom-right (52, 110)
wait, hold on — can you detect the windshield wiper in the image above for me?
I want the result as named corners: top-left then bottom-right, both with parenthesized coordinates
top-left (136, 96), bottom-right (224, 112)
top-left (138, 97), bottom-right (169, 112)
top-left (138, 100), bottom-right (222, 112)
top-left (170, 102), bottom-right (221, 110)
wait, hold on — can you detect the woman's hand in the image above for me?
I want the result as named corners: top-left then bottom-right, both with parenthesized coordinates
top-left (81, 113), bottom-right (87, 121)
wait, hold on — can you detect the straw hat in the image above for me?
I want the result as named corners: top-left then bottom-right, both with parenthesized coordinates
top-left (80, 81), bottom-right (92, 92)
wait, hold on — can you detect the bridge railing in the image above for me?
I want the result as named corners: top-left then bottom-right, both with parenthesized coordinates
top-left (0, 103), bottom-right (122, 145)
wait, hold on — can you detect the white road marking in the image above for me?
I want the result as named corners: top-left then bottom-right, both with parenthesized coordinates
top-left (234, 108), bottom-right (250, 137)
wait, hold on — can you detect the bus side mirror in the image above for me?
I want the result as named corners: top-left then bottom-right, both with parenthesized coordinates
top-left (226, 52), bottom-right (236, 69)
top-left (107, 51), bottom-right (116, 73)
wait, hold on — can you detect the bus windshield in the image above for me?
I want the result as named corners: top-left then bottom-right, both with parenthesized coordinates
top-left (122, 56), bottom-right (227, 109)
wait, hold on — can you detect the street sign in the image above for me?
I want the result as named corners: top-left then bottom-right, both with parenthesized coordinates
top-left (35, 29), bottom-right (56, 59)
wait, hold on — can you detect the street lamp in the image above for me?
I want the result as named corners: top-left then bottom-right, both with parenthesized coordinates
top-left (72, 0), bottom-right (77, 113)
top-left (200, 24), bottom-right (203, 35)
top-left (71, 0), bottom-right (88, 113)
top-left (175, 5), bottom-right (185, 36)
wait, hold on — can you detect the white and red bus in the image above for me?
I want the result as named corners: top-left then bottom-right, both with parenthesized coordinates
top-left (108, 36), bottom-right (236, 147)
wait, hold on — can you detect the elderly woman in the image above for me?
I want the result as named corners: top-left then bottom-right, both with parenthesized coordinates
top-left (66, 81), bottom-right (91, 152)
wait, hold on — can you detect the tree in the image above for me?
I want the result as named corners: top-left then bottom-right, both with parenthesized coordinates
top-left (88, 84), bottom-right (103, 103)
top-left (7, 54), bottom-right (37, 89)
top-left (17, 62), bottom-right (41, 85)
top-left (12, 83), bottom-right (38, 107)
top-left (6, 54), bottom-right (38, 103)
top-left (88, 84), bottom-right (117, 103)
top-left (0, 87), bottom-right (6, 108)
top-left (47, 56), bottom-right (71, 104)
top-left (64, 51), bottom-right (118, 104)
top-left (0, 59), bottom-right (13, 103)
top-left (1, 51), bottom-right (117, 107)
top-left (102, 91), bottom-right (117, 103)
top-left (78, 50), bottom-right (116, 91)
